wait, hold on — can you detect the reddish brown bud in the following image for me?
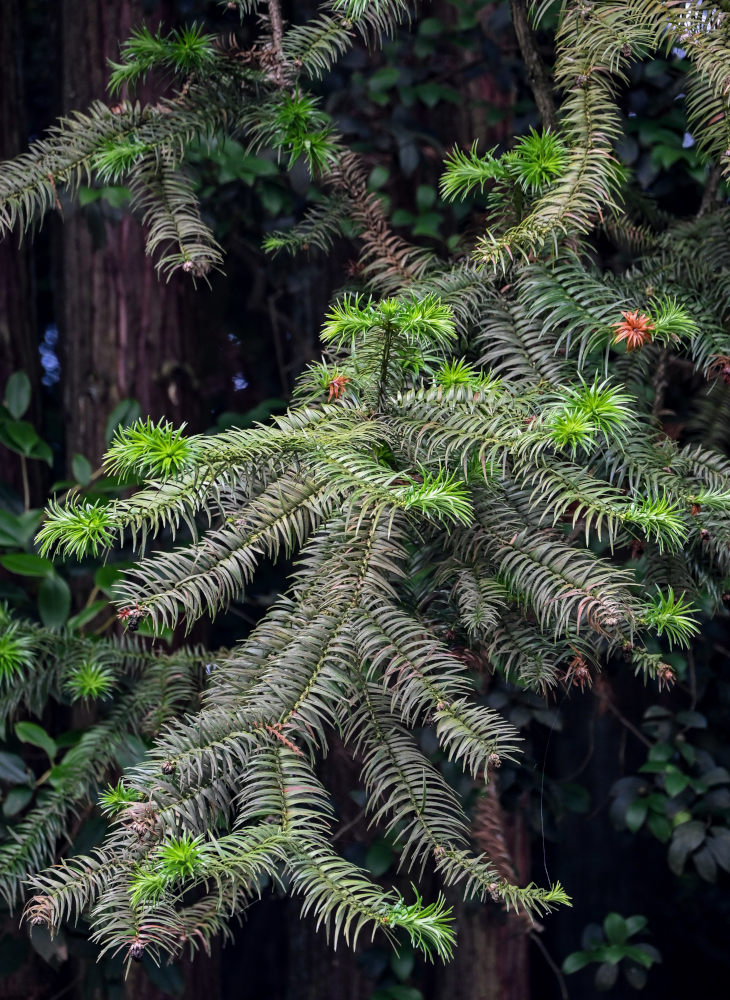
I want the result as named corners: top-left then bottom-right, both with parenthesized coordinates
top-left (612, 311), bottom-right (655, 352)
top-left (656, 664), bottom-right (676, 691)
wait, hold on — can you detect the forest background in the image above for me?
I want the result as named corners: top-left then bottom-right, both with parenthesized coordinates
top-left (0, 1), bottom-right (729, 999)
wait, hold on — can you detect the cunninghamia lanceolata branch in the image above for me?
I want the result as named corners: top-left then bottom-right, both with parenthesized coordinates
top-left (4, 0), bottom-right (730, 972)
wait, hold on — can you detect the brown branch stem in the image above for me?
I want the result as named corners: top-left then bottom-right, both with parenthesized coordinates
top-left (509, 0), bottom-right (557, 130)
top-left (20, 454), bottom-right (30, 511)
top-left (531, 930), bottom-right (569, 1000)
top-left (267, 0), bottom-right (285, 62)
top-left (698, 163), bottom-right (723, 217)
top-left (595, 686), bottom-right (653, 748)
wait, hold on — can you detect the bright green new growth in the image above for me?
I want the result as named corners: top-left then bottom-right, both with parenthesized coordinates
top-left (386, 889), bottom-right (455, 962)
top-left (440, 129), bottom-right (567, 202)
top-left (108, 23), bottom-right (219, 95)
top-left (433, 359), bottom-right (491, 391)
top-left (99, 781), bottom-right (143, 816)
top-left (649, 297), bottom-right (699, 345)
top-left (37, 499), bottom-right (116, 559)
top-left (105, 418), bottom-right (194, 479)
top-left (259, 93), bottom-right (338, 174)
top-left (641, 589), bottom-right (701, 649)
top-left (92, 136), bottom-right (150, 184)
top-left (0, 615), bottom-right (35, 683)
top-left (65, 661), bottom-right (116, 702)
top-left (396, 470), bottom-right (473, 525)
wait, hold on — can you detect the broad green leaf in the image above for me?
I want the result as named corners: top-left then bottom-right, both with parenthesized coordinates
top-left (603, 913), bottom-right (628, 946)
top-left (15, 721), bottom-right (57, 761)
top-left (2, 785), bottom-right (34, 817)
top-left (623, 944), bottom-right (654, 969)
top-left (368, 67), bottom-right (400, 93)
top-left (368, 166), bottom-right (389, 190)
top-left (94, 563), bottom-right (129, 596)
top-left (390, 943), bottom-right (414, 981)
top-left (639, 760), bottom-right (669, 773)
top-left (416, 185), bottom-right (436, 211)
top-left (0, 553), bottom-right (54, 577)
top-left (417, 17), bottom-right (444, 37)
top-left (1, 419), bottom-right (40, 456)
top-left (4, 371), bottom-right (31, 419)
top-left (415, 82), bottom-right (461, 109)
top-left (386, 988), bottom-right (423, 1000)
top-left (72, 453), bottom-right (93, 485)
top-left (701, 766), bottom-right (730, 786)
top-left (625, 799), bottom-right (648, 832)
top-left (664, 770), bottom-right (689, 798)
top-left (624, 915), bottom-right (648, 937)
top-left (647, 812), bottom-right (672, 843)
top-left (692, 845), bottom-right (717, 881)
top-left (372, 988), bottom-right (423, 1000)
top-left (562, 950), bottom-right (595, 974)
top-left (670, 819), bottom-right (705, 851)
top-left (104, 398), bottom-right (141, 445)
top-left (365, 839), bottom-right (393, 876)
top-left (0, 511), bottom-right (25, 547)
top-left (667, 840), bottom-right (690, 875)
top-left (675, 710), bottom-right (707, 728)
top-left (648, 741), bottom-right (673, 762)
top-left (38, 573), bottom-right (72, 629)
top-left (30, 438), bottom-right (53, 465)
top-left (706, 829), bottom-right (730, 872)
top-left (0, 751), bottom-right (30, 784)
top-left (412, 212), bottom-right (443, 238)
top-left (602, 943), bottom-right (629, 964)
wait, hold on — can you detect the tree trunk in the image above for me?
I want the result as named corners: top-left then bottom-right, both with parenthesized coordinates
top-left (56, 0), bottom-right (209, 469)
top-left (0, 0), bottom-right (43, 502)
top-left (52, 5), bottom-right (219, 997)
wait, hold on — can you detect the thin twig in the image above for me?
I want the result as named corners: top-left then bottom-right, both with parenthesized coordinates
top-left (531, 930), bottom-right (569, 1000)
top-left (698, 163), bottom-right (723, 217)
top-left (651, 348), bottom-right (670, 422)
top-left (595, 686), bottom-right (652, 748)
top-left (20, 455), bottom-right (30, 511)
top-left (331, 806), bottom-right (367, 843)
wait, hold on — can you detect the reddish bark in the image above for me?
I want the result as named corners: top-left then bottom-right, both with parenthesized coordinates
top-left (56, 0), bottom-right (210, 468)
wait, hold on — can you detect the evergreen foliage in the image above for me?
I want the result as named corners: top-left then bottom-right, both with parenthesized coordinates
top-left (2, 0), bottom-right (730, 977)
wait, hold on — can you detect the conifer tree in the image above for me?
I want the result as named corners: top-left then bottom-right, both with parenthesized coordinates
top-left (2, 0), bottom-right (730, 976)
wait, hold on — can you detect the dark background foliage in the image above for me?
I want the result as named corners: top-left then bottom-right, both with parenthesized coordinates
top-left (0, 2), bottom-right (728, 998)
